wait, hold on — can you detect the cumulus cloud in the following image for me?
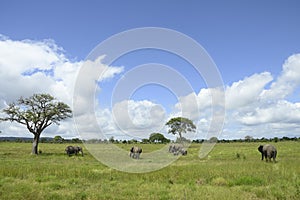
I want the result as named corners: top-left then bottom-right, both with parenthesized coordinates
top-left (111, 100), bottom-right (166, 138)
top-left (73, 55), bottom-right (124, 116)
top-left (235, 54), bottom-right (300, 130)
top-left (227, 55), bottom-right (300, 138)
top-left (1, 35), bottom-right (299, 140)
top-left (261, 54), bottom-right (300, 100)
top-left (226, 72), bottom-right (273, 109)
top-left (0, 36), bottom-right (123, 138)
top-left (173, 54), bottom-right (300, 139)
top-left (238, 100), bottom-right (300, 125)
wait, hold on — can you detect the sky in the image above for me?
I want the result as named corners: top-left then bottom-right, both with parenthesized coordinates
top-left (0, 0), bottom-right (300, 140)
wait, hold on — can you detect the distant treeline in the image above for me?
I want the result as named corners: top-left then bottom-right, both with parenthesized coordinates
top-left (192, 136), bottom-right (299, 144)
top-left (0, 136), bottom-right (82, 143)
top-left (0, 136), bottom-right (299, 144)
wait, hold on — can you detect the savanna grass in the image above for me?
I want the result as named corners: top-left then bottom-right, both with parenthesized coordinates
top-left (0, 141), bottom-right (299, 199)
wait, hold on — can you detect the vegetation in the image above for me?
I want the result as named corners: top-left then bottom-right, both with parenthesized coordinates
top-left (1, 135), bottom-right (299, 144)
top-left (0, 94), bottom-right (72, 154)
top-left (165, 117), bottom-right (196, 141)
top-left (0, 141), bottom-right (299, 199)
top-left (149, 132), bottom-right (170, 143)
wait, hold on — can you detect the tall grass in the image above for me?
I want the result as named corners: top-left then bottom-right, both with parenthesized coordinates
top-left (0, 142), bottom-right (299, 199)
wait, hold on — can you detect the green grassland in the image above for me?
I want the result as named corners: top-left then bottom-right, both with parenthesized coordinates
top-left (0, 142), bottom-right (299, 199)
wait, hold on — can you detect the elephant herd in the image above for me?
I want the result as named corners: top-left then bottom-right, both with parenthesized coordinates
top-left (129, 144), bottom-right (277, 161)
top-left (128, 144), bottom-right (188, 160)
top-left (169, 144), bottom-right (187, 156)
top-left (65, 144), bottom-right (278, 163)
top-left (127, 144), bottom-right (276, 161)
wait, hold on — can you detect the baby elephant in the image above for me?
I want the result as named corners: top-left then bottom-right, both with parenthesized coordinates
top-left (258, 144), bottom-right (277, 162)
top-left (130, 146), bottom-right (142, 159)
top-left (65, 146), bottom-right (84, 156)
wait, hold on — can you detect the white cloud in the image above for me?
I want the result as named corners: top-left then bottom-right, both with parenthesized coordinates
top-left (172, 54), bottom-right (300, 139)
top-left (226, 72), bottom-right (273, 109)
top-left (111, 100), bottom-right (166, 138)
top-left (72, 56), bottom-right (124, 116)
top-left (238, 100), bottom-right (300, 125)
top-left (1, 35), bottom-right (299, 140)
top-left (235, 54), bottom-right (300, 128)
top-left (261, 54), bottom-right (300, 100)
top-left (0, 36), bottom-right (123, 138)
top-left (225, 54), bottom-right (300, 138)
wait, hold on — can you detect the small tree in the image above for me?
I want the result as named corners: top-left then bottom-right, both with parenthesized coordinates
top-left (53, 135), bottom-right (64, 143)
top-left (141, 138), bottom-right (150, 144)
top-left (209, 136), bottom-right (218, 143)
top-left (245, 135), bottom-right (253, 142)
top-left (0, 94), bottom-right (72, 154)
top-left (165, 117), bottom-right (196, 142)
top-left (149, 132), bottom-right (169, 143)
top-left (109, 136), bottom-right (115, 143)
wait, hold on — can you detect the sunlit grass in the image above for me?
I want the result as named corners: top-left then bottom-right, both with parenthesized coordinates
top-left (0, 142), bottom-right (299, 199)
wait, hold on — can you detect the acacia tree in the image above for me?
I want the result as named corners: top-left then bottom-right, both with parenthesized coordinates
top-left (0, 94), bottom-right (72, 154)
top-left (165, 117), bottom-right (196, 142)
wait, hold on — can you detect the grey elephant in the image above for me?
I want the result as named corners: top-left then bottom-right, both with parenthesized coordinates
top-left (180, 149), bottom-right (187, 156)
top-left (169, 144), bottom-right (187, 156)
top-left (65, 146), bottom-right (84, 156)
top-left (130, 146), bottom-right (142, 159)
top-left (258, 144), bottom-right (277, 162)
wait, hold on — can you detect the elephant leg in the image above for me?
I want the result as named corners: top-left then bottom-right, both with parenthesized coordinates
top-left (272, 152), bottom-right (276, 163)
top-left (267, 155), bottom-right (272, 162)
top-left (271, 154), bottom-right (276, 163)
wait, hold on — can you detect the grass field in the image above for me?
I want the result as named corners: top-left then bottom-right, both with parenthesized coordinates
top-left (0, 141), bottom-right (299, 199)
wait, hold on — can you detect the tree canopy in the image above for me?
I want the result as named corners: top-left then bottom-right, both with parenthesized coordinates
top-left (1, 94), bottom-right (72, 154)
top-left (149, 132), bottom-right (170, 143)
top-left (165, 117), bottom-right (196, 141)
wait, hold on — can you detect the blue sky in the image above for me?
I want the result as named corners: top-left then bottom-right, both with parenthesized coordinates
top-left (2, 0), bottom-right (299, 81)
top-left (0, 0), bottom-right (300, 140)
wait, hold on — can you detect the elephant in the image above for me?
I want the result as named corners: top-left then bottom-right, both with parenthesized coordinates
top-left (258, 144), bottom-right (277, 162)
top-left (180, 149), bottom-right (187, 156)
top-left (130, 146), bottom-right (142, 159)
top-left (169, 144), bottom-right (187, 156)
top-left (65, 146), bottom-right (84, 156)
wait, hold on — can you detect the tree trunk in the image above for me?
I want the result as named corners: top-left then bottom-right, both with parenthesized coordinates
top-left (32, 134), bottom-right (40, 155)
top-left (179, 132), bottom-right (182, 143)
